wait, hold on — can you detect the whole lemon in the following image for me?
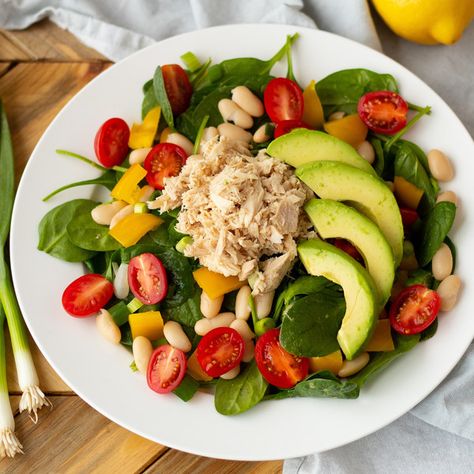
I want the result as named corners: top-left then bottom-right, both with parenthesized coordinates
top-left (371, 0), bottom-right (474, 45)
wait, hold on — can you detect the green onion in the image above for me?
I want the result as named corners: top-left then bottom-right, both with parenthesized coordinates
top-left (134, 202), bottom-right (148, 214)
top-left (180, 52), bottom-right (201, 73)
top-left (127, 298), bottom-right (144, 313)
top-left (193, 114), bottom-right (209, 155)
top-left (175, 236), bottom-right (193, 254)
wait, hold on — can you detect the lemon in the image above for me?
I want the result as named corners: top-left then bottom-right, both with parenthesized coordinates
top-left (371, 0), bottom-right (474, 45)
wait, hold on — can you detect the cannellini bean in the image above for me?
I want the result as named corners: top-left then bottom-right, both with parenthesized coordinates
top-left (91, 200), bottom-right (127, 225)
top-left (357, 141), bottom-right (375, 164)
top-left (96, 309), bottom-right (121, 345)
top-left (338, 352), bottom-right (369, 377)
top-left (129, 147), bottom-right (151, 165)
top-left (200, 291), bottom-right (224, 319)
top-left (194, 312), bottom-right (235, 336)
top-left (220, 364), bottom-right (240, 380)
top-left (138, 185), bottom-right (155, 203)
top-left (328, 111), bottom-right (345, 121)
top-left (133, 336), bottom-right (153, 374)
top-left (113, 263), bottom-right (129, 299)
top-left (436, 190), bottom-right (459, 207)
top-left (163, 321), bottom-right (192, 352)
top-left (109, 204), bottom-right (134, 229)
top-left (242, 339), bottom-right (255, 362)
top-left (166, 132), bottom-right (194, 156)
top-left (437, 275), bottom-right (462, 311)
top-left (255, 291), bottom-right (275, 319)
top-left (253, 124), bottom-right (271, 144)
top-left (200, 126), bottom-right (219, 150)
top-left (230, 319), bottom-right (255, 341)
top-left (432, 243), bottom-right (453, 281)
top-left (235, 285), bottom-right (251, 320)
top-left (427, 149), bottom-right (454, 182)
top-left (217, 123), bottom-right (252, 143)
top-left (231, 86), bottom-right (264, 117)
top-left (218, 99), bottom-right (253, 129)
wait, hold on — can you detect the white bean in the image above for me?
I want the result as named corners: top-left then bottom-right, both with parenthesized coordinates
top-left (166, 132), bottom-right (194, 156)
top-left (194, 312), bottom-right (235, 336)
top-left (96, 309), bottom-right (121, 345)
top-left (432, 243), bottom-right (453, 281)
top-left (253, 124), bottom-right (271, 144)
top-left (138, 185), bottom-right (155, 203)
top-left (109, 204), bottom-right (134, 229)
top-left (91, 200), bottom-right (127, 226)
top-left (242, 339), bottom-right (255, 362)
top-left (231, 86), bottom-right (264, 117)
top-left (437, 275), bottom-right (462, 311)
top-left (218, 99), bottom-right (253, 129)
top-left (328, 111), bottom-right (345, 121)
top-left (220, 364), bottom-right (240, 380)
top-left (428, 149), bottom-right (454, 182)
top-left (163, 321), bottom-right (192, 352)
top-left (200, 291), bottom-right (224, 319)
top-left (357, 141), bottom-right (375, 164)
top-left (255, 291), bottom-right (275, 319)
top-left (129, 147), bottom-right (152, 165)
top-left (132, 336), bottom-right (153, 374)
top-left (436, 190), bottom-right (459, 207)
top-left (337, 352), bottom-right (369, 377)
top-left (235, 285), bottom-right (251, 320)
top-left (230, 319), bottom-right (255, 341)
top-left (200, 126), bottom-right (219, 149)
top-left (113, 263), bottom-right (129, 299)
top-left (217, 123), bottom-right (252, 143)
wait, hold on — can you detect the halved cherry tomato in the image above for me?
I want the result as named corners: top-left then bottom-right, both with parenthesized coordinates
top-left (255, 328), bottom-right (308, 389)
top-left (94, 118), bottom-right (130, 167)
top-left (274, 120), bottom-right (311, 138)
top-left (389, 284), bottom-right (440, 335)
top-left (196, 327), bottom-right (244, 377)
top-left (147, 345), bottom-right (187, 394)
top-left (264, 78), bottom-right (304, 123)
top-left (162, 64), bottom-right (193, 116)
top-left (143, 143), bottom-right (187, 189)
top-left (400, 207), bottom-right (419, 227)
top-left (62, 274), bottom-right (113, 317)
top-left (128, 253), bottom-right (168, 304)
top-left (330, 238), bottom-right (363, 264)
top-left (357, 91), bottom-right (408, 135)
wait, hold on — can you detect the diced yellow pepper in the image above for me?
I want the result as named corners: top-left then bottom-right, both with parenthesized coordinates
top-left (109, 213), bottom-right (163, 247)
top-left (324, 114), bottom-right (368, 148)
top-left (160, 127), bottom-right (173, 143)
top-left (128, 107), bottom-right (161, 149)
top-left (365, 319), bottom-right (395, 352)
top-left (302, 80), bottom-right (324, 129)
top-left (111, 163), bottom-right (148, 204)
top-left (394, 176), bottom-right (424, 209)
top-left (129, 311), bottom-right (164, 340)
top-left (187, 350), bottom-right (212, 382)
top-left (193, 267), bottom-right (246, 299)
top-left (309, 350), bottom-right (343, 375)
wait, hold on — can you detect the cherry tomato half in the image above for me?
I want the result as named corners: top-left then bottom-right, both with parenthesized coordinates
top-left (147, 345), bottom-right (187, 394)
top-left (128, 253), bottom-right (168, 305)
top-left (162, 64), bottom-right (193, 116)
top-left (264, 78), bottom-right (304, 123)
top-left (274, 120), bottom-right (311, 138)
top-left (330, 238), bottom-right (364, 264)
top-left (62, 274), bottom-right (114, 317)
top-left (389, 284), bottom-right (440, 335)
top-left (357, 91), bottom-right (408, 135)
top-left (94, 117), bottom-right (130, 168)
top-left (255, 328), bottom-right (309, 389)
top-left (400, 207), bottom-right (419, 227)
top-left (144, 143), bottom-right (187, 189)
top-left (196, 327), bottom-right (244, 377)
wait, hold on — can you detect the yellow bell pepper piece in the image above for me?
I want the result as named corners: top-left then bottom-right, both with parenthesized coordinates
top-left (160, 127), bottom-right (173, 143)
top-left (187, 350), bottom-right (212, 382)
top-left (394, 176), bottom-right (424, 209)
top-left (111, 163), bottom-right (148, 204)
top-left (365, 319), bottom-right (395, 352)
top-left (109, 213), bottom-right (163, 247)
top-left (302, 80), bottom-right (324, 129)
top-left (324, 114), bottom-right (368, 148)
top-left (128, 106), bottom-right (161, 149)
top-left (193, 267), bottom-right (245, 299)
top-left (309, 350), bottom-right (343, 375)
top-left (129, 311), bottom-right (164, 340)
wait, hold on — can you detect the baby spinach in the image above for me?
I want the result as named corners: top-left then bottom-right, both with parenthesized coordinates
top-left (214, 361), bottom-right (268, 416)
top-left (444, 235), bottom-right (457, 272)
top-left (142, 85), bottom-right (158, 119)
top-left (173, 374), bottom-right (200, 402)
top-left (406, 268), bottom-right (434, 288)
top-left (165, 288), bottom-right (202, 328)
top-left (371, 137), bottom-right (386, 177)
top-left (420, 318), bottom-right (438, 341)
top-left (153, 66), bottom-right (174, 128)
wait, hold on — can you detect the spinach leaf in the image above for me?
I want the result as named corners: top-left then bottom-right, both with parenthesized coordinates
top-left (142, 85), bottom-right (159, 119)
top-left (38, 199), bottom-right (97, 262)
top-left (415, 202), bottom-right (456, 267)
top-left (120, 323), bottom-right (133, 347)
top-left (444, 235), bottom-right (457, 272)
top-left (214, 361), bottom-right (268, 415)
top-left (316, 69), bottom-right (398, 117)
top-left (420, 318), bottom-right (438, 341)
top-left (165, 288), bottom-right (202, 327)
top-left (153, 66), bottom-right (174, 128)
top-left (371, 137), bottom-right (386, 177)
top-left (173, 374), bottom-right (200, 402)
top-left (84, 251), bottom-right (110, 275)
top-left (406, 268), bottom-right (434, 288)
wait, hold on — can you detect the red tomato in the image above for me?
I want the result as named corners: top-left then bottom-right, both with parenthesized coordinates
top-left (196, 327), bottom-right (244, 377)
top-left (128, 253), bottom-right (168, 304)
top-left (357, 91), bottom-right (408, 135)
top-left (147, 345), bottom-right (187, 394)
top-left (144, 143), bottom-right (187, 189)
top-left (264, 78), bottom-right (304, 123)
top-left (330, 238), bottom-right (364, 264)
top-left (94, 118), bottom-right (130, 167)
top-left (162, 64), bottom-right (193, 116)
top-left (389, 285), bottom-right (440, 335)
top-left (274, 119), bottom-right (311, 138)
top-left (255, 328), bottom-right (309, 389)
top-left (400, 207), bottom-right (419, 227)
top-left (62, 274), bottom-right (113, 317)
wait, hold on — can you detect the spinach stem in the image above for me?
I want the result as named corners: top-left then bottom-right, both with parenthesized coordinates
top-left (248, 293), bottom-right (259, 328)
top-left (56, 149), bottom-right (106, 171)
top-left (286, 34), bottom-right (297, 84)
top-left (193, 115), bottom-right (209, 154)
top-left (262, 33), bottom-right (299, 76)
top-left (407, 102), bottom-right (431, 114)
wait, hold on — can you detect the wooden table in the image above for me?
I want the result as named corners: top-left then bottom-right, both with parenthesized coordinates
top-left (0, 20), bottom-right (283, 473)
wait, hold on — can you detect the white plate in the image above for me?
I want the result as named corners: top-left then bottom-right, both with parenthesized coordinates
top-left (10, 25), bottom-right (474, 460)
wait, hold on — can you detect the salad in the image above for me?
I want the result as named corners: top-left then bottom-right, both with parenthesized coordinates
top-left (37, 34), bottom-right (461, 415)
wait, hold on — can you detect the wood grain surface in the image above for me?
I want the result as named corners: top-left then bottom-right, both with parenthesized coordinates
top-left (0, 20), bottom-right (283, 473)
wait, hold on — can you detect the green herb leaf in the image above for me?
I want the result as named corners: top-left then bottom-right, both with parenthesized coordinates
top-left (173, 374), bottom-right (200, 402)
top-left (153, 66), bottom-right (174, 128)
top-left (165, 288), bottom-right (202, 328)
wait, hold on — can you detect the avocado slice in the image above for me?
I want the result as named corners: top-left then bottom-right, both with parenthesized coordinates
top-left (298, 239), bottom-right (378, 360)
top-left (267, 128), bottom-right (376, 176)
top-left (305, 199), bottom-right (395, 305)
top-left (296, 161), bottom-right (403, 266)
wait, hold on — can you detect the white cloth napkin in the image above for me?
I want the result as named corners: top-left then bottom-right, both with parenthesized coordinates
top-left (1, 2), bottom-right (473, 472)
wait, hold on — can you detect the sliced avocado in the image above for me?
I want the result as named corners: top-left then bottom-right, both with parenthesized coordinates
top-left (305, 199), bottom-right (394, 305)
top-left (267, 128), bottom-right (376, 175)
top-left (296, 161), bottom-right (403, 266)
top-left (298, 239), bottom-right (378, 360)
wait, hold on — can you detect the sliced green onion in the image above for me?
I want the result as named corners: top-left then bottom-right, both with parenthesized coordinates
top-left (112, 165), bottom-right (128, 173)
top-left (193, 115), bottom-right (209, 154)
top-left (134, 202), bottom-right (147, 214)
top-left (129, 360), bottom-right (138, 372)
top-left (175, 236), bottom-right (193, 254)
top-left (127, 298), bottom-right (144, 313)
top-left (180, 51), bottom-right (201, 73)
